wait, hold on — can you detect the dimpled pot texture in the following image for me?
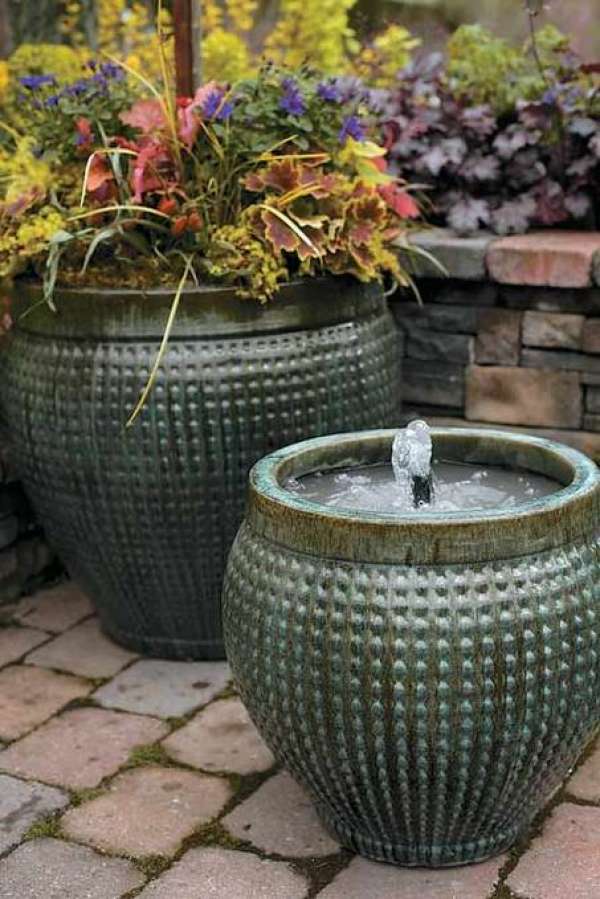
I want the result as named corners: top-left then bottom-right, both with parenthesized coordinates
top-left (223, 428), bottom-right (600, 866)
top-left (0, 278), bottom-right (399, 659)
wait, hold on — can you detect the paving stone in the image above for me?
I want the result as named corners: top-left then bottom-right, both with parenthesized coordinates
top-left (25, 618), bottom-right (138, 678)
top-left (402, 229), bottom-right (495, 280)
top-left (507, 803), bottom-right (600, 899)
top-left (405, 330), bottom-right (474, 365)
top-left (488, 232), bottom-right (600, 288)
top-left (476, 308), bottom-right (522, 365)
top-left (465, 365), bottom-right (582, 429)
top-left (137, 847), bottom-right (309, 898)
top-left (403, 361), bottom-right (465, 409)
top-left (567, 742), bottom-right (600, 801)
top-left (0, 627), bottom-right (49, 668)
top-left (62, 765), bottom-right (232, 857)
top-left (223, 771), bottom-right (339, 858)
top-left (0, 837), bottom-right (144, 898)
top-left (93, 659), bottom-right (230, 718)
top-left (0, 665), bottom-right (90, 741)
top-left (522, 311), bottom-right (585, 350)
top-left (163, 697), bottom-right (275, 775)
top-left (0, 774), bottom-right (68, 855)
top-left (14, 582), bottom-right (93, 633)
top-left (0, 706), bottom-right (167, 788)
top-left (319, 854), bottom-right (507, 898)
top-left (583, 319), bottom-right (600, 354)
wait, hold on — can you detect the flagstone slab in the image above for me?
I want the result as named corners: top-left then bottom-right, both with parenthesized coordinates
top-left (163, 697), bottom-right (274, 775)
top-left (0, 665), bottom-right (90, 741)
top-left (507, 803), bottom-right (600, 899)
top-left (566, 742), bottom-right (600, 802)
top-left (26, 619), bottom-right (138, 679)
top-left (62, 765), bottom-right (232, 857)
top-left (14, 582), bottom-right (93, 633)
top-left (223, 771), bottom-right (339, 858)
top-left (137, 847), bottom-right (309, 898)
top-left (0, 707), bottom-right (167, 788)
top-left (318, 854), bottom-right (507, 898)
top-left (0, 774), bottom-right (68, 855)
top-left (0, 627), bottom-right (49, 668)
top-left (0, 838), bottom-right (144, 898)
top-left (93, 660), bottom-right (230, 718)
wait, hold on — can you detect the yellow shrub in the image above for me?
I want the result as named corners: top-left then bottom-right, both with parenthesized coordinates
top-left (354, 25), bottom-right (421, 86)
top-left (264, 0), bottom-right (359, 73)
top-left (202, 30), bottom-right (253, 84)
top-left (7, 43), bottom-right (86, 84)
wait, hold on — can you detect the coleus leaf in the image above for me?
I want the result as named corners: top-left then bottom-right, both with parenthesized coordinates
top-left (447, 196), bottom-right (490, 235)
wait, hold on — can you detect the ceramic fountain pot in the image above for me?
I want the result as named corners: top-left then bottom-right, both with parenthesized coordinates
top-left (223, 428), bottom-right (600, 866)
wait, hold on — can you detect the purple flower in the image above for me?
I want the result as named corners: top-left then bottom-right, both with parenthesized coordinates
top-left (280, 78), bottom-right (306, 117)
top-left (19, 74), bottom-right (56, 90)
top-left (339, 114), bottom-right (366, 144)
top-left (202, 88), bottom-right (234, 121)
top-left (100, 62), bottom-right (124, 81)
top-left (44, 95), bottom-right (60, 108)
top-left (317, 81), bottom-right (341, 103)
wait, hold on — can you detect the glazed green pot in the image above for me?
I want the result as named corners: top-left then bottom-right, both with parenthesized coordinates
top-left (0, 278), bottom-right (399, 659)
top-left (223, 428), bottom-right (600, 866)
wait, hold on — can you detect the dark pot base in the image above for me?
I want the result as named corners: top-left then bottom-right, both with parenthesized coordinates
top-left (100, 619), bottom-right (225, 661)
top-left (317, 805), bottom-right (520, 867)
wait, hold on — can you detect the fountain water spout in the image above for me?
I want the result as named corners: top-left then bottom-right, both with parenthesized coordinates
top-left (392, 420), bottom-right (433, 507)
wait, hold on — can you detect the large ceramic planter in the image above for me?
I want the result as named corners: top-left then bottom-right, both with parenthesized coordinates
top-left (0, 278), bottom-right (399, 659)
top-left (223, 428), bottom-right (600, 866)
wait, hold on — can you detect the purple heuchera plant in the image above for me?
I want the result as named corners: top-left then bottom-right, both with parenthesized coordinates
top-left (377, 53), bottom-right (599, 235)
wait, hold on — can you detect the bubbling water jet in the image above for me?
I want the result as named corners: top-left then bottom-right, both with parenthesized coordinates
top-left (392, 420), bottom-right (434, 507)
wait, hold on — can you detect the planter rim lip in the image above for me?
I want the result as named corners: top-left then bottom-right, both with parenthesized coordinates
top-left (246, 427), bottom-right (600, 565)
top-left (11, 275), bottom-right (384, 340)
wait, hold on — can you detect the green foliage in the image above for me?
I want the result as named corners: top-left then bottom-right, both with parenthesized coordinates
top-left (447, 23), bottom-right (571, 115)
top-left (23, 813), bottom-right (63, 840)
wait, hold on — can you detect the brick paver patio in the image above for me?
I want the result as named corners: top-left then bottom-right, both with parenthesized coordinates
top-left (1, 580), bottom-right (600, 898)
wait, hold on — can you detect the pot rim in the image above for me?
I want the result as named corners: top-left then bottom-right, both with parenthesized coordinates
top-left (247, 428), bottom-right (600, 565)
top-left (11, 276), bottom-right (384, 341)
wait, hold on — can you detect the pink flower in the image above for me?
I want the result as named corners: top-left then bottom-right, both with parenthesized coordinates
top-left (177, 81), bottom-right (219, 148)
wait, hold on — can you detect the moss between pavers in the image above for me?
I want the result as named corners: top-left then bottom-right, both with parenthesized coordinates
top-left (22, 812), bottom-right (63, 841)
top-left (68, 787), bottom-right (105, 807)
top-left (134, 854), bottom-right (171, 879)
top-left (126, 743), bottom-right (175, 770)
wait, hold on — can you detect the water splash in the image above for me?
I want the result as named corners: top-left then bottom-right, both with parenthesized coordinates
top-left (392, 420), bottom-right (434, 507)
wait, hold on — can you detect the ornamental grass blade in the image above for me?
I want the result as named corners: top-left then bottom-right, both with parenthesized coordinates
top-left (126, 257), bottom-right (193, 428)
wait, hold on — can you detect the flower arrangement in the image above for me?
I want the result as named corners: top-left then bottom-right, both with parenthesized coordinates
top-left (0, 60), bottom-right (420, 303)
top-left (379, 24), bottom-right (600, 235)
